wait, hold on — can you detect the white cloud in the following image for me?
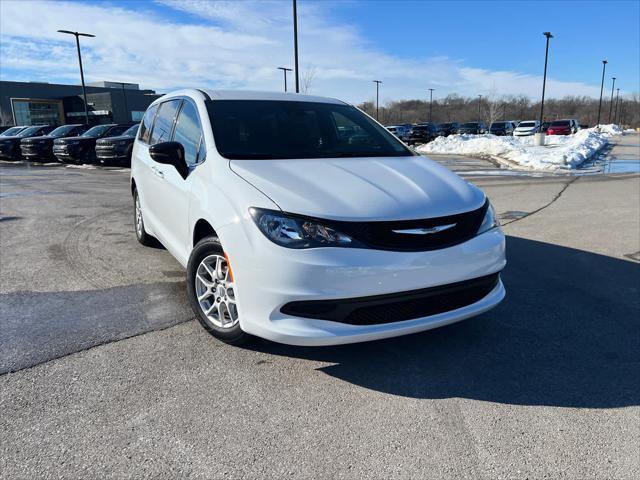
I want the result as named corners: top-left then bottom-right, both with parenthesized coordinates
top-left (0, 0), bottom-right (601, 103)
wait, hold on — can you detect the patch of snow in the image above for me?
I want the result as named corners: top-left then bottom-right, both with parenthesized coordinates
top-left (596, 124), bottom-right (623, 135)
top-left (417, 126), bottom-right (618, 171)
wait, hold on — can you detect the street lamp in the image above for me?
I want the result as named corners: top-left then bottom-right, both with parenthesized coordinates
top-left (538, 32), bottom-right (553, 130)
top-left (596, 60), bottom-right (608, 126)
top-left (428, 88), bottom-right (435, 122)
top-left (373, 80), bottom-right (382, 121)
top-left (292, 0), bottom-right (300, 93)
top-left (277, 67), bottom-right (293, 92)
top-left (614, 88), bottom-right (620, 125)
top-left (57, 29), bottom-right (95, 125)
top-left (608, 77), bottom-right (616, 123)
top-left (477, 94), bottom-right (482, 122)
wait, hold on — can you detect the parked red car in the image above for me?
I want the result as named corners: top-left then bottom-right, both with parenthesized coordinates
top-left (547, 119), bottom-right (579, 135)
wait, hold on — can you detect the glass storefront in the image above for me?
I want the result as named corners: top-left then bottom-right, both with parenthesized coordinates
top-left (12, 99), bottom-right (64, 126)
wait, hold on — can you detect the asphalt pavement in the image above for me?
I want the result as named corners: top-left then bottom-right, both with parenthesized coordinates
top-left (1, 136), bottom-right (639, 479)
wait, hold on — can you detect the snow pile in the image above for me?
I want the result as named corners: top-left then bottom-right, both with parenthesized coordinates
top-left (417, 127), bottom-right (617, 170)
top-left (596, 124), bottom-right (623, 135)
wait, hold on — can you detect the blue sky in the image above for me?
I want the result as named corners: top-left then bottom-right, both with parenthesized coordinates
top-left (1, 0), bottom-right (638, 104)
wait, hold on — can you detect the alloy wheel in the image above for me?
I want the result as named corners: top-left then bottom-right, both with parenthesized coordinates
top-left (194, 254), bottom-right (239, 329)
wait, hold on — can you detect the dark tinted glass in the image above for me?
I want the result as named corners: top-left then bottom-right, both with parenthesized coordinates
top-left (123, 125), bottom-right (139, 137)
top-left (48, 125), bottom-right (78, 137)
top-left (82, 125), bottom-right (113, 137)
top-left (550, 120), bottom-right (570, 126)
top-left (173, 101), bottom-right (203, 166)
top-left (1, 127), bottom-right (23, 136)
top-left (207, 100), bottom-right (412, 160)
top-left (150, 100), bottom-right (181, 145)
top-left (17, 126), bottom-right (45, 137)
top-left (139, 104), bottom-right (158, 144)
top-left (461, 123), bottom-right (478, 128)
top-left (106, 125), bottom-right (130, 136)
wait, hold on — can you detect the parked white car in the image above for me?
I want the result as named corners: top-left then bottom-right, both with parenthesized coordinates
top-left (514, 120), bottom-right (540, 137)
top-left (131, 89), bottom-right (506, 346)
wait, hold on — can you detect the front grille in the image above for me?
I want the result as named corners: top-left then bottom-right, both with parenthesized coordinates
top-left (281, 272), bottom-right (500, 325)
top-left (318, 200), bottom-right (488, 252)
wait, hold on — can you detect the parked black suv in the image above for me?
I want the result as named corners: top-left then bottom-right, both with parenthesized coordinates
top-left (95, 124), bottom-right (139, 166)
top-left (456, 122), bottom-right (486, 134)
top-left (489, 121), bottom-right (515, 136)
top-left (21, 124), bottom-right (90, 161)
top-left (407, 124), bottom-right (438, 145)
top-left (0, 125), bottom-right (56, 161)
top-left (438, 122), bottom-right (460, 136)
top-left (53, 124), bottom-right (133, 164)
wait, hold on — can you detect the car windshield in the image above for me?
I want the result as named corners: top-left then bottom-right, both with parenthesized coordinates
top-left (47, 125), bottom-right (78, 137)
top-left (123, 125), bottom-right (139, 137)
top-left (1, 127), bottom-right (24, 137)
top-left (82, 125), bottom-right (113, 137)
top-left (550, 120), bottom-right (570, 126)
top-left (491, 122), bottom-right (507, 128)
top-left (17, 126), bottom-right (44, 137)
top-left (461, 123), bottom-right (478, 128)
top-left (207, 100), bottom-right (412, 159)
top-left (518, 122), bottom-right (536, 128)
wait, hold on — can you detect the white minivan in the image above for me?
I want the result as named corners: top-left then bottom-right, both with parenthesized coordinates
top-left (513, 120), bottom-right (540, 137)
top-left (131, 90), bottom-right (506, 346)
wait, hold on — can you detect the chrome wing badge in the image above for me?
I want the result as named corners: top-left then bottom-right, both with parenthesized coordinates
top-left (392, 223), bottom-right (456, 235)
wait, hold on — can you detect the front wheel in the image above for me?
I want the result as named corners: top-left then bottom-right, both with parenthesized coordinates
top-left (187, 237), bottom-right (251, 345)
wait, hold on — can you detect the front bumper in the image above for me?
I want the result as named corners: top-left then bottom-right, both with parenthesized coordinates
top-left (53, 145), bottom-right (86, 162)
top-left (223, 221), bottom-right (506, 346)
top-left (21, 144), bottom-right (53, 160)
top-left (0, 143), bottom-right (19, 160)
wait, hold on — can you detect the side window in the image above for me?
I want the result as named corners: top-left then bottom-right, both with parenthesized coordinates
top-left (139, 104), bottom-right (158, 144)
top-left (172, 100), bottom-right (203, 166)
top-left (150, 99), bottom-right (181, 145)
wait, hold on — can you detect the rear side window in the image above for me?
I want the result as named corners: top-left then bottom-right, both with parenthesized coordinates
top-left (139, 104), bottom-right (158, 144)
top-left (150, 100), bottom-right (181, 145)
top-left (173, 101), bottom-right (204, 166)
top-left (106, 125), bottom-right (129, 136)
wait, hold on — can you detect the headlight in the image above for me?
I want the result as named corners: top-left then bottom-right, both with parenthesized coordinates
top-left (249, 208), bottom-right (356, 249)
top-left (477, 203), bottom-right (499, 234)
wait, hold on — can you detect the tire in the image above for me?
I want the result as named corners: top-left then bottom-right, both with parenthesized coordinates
top-left (187, 236), bottom-right (251, 345)
top-left (133, 189), bottom-right (156, 247)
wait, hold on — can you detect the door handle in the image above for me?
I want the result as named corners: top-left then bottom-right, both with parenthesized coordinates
top-left (151, 166), bottom-right (165, 179)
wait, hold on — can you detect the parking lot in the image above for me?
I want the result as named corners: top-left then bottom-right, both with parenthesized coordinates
top-left (1, 137), bottom-right (639, 478)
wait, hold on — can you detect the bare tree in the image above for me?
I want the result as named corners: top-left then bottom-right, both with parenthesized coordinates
top-left (299, 66), bottom-right (316, 94)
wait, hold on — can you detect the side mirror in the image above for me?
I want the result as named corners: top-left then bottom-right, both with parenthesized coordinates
top-left (149, 141), bottom-right (189, 179)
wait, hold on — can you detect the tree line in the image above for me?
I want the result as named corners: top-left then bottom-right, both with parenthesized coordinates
top-left (358, 93), bottom-right (640, 128)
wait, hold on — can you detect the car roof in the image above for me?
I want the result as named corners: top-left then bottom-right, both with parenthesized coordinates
top-left (156, 88), bottom-right (347, 105)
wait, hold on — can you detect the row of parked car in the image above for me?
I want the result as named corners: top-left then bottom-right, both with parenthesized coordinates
top-left (0, 123), bottom-right (139, 166)
top-left (386, 119), bottom-right (583, 145)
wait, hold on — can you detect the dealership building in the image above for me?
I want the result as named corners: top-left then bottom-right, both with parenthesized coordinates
top-left (0, 80), bottom-right (161, 127)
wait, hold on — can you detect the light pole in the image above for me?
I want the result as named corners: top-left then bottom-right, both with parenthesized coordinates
top-left (614, 88), bottom-right (620, 124)
top-left (116, 82), bottom-right (129, 122)
top-left (58, 29), bottom-right (95, 125)
top-left (608, 77), bottom-right (616, 123)
top-left (292, 0), bottom-right (300, 93)
top-left (277, 67), bottom-right (292, 92)
top-left (477, 94), bottom-right (482, 122)
top-left (596, 59), bottom-right (608, 126)
top-left (539, 32), bottom-right (553, 129)
top-left (373, 80), bottom-right (382, 121)
top-left (428, 88), bottom-right (435, 122)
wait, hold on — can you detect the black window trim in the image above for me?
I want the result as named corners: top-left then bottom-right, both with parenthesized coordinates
top-left (171, 96), bottom-right (207, 167)
top-left (138, 102), bottom-right (160, 145)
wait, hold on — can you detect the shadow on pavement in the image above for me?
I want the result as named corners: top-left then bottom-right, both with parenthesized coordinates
top-left (255, 236), bottom-right (640, 408)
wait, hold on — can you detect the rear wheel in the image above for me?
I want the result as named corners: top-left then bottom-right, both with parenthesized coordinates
top-left (187, 237), bottom-right (251, 345)
top-left (133, 189), bottom-right (155, 246)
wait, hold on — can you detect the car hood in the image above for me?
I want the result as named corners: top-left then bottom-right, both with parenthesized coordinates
top-left (229, 156), bottom-right (485, 221)
top-left (55, 136), bottom-right (94, 144)
top-left (21, 135), bottom-right (54, 143)
top-left (97, 135), bottom-right (134, 144)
